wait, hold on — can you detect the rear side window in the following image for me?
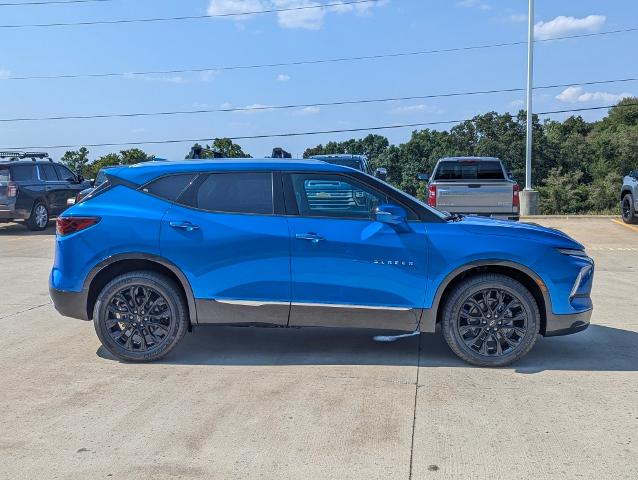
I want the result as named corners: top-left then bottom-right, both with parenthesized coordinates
top-left (180, 172), bottom-right (273, 215)
top-left (142, 174), bottom-right (197, 202)
top-left (0, 167), bottom-right (9, 182)
top-left (434, 160), bottom-right (505, 180)
top-left (39, 164), bottom-right (59, 181)
top-left (10, 165), bottom-right (37, 181)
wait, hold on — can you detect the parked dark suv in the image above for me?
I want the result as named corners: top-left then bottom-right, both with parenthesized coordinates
top-left (0, 153), bottom-right (90, 230)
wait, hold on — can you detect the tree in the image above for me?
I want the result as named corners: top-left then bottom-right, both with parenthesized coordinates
top-left (186, 138), bottom-right (251, 159)
top-left (120, 148), bottom-right (153, 165)
top-left (84, 148), bottom-right (153, 179)
top-left (60, 147), bottom-right (90, 177)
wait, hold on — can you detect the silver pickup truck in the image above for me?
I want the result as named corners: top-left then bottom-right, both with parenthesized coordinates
top-left (621, 170), bottom-right (638, 224)
top-left (423, 157), bottom-right (520, 220)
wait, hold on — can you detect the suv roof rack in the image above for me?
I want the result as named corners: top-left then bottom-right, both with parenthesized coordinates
top-left (0, 151), bottom-right (50, 162)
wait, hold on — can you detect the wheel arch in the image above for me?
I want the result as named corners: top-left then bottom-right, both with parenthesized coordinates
top-left (621, 188), bottom-right (632, 201)
top-left (420, 260), bottom-right (550, 335)
top-left (84, 253), bottom-right (197, 326)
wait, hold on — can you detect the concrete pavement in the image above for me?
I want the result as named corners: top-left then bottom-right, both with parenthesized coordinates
top-left (1, 217), bottom-right (636, 479)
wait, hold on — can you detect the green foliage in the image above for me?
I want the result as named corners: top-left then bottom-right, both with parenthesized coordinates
top-left (76, 148), bottom-right (154, 179)
top-left (537, 168), bottom-right (589, 214)
top-left (60, 147), bottom-right (90, 177)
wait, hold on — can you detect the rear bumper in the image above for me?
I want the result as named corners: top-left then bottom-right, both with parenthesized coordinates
top-left (49, 285), bottom-right (90, 321)
top-left (544, 308), bottom-right (592, 337)
top-left (0, 204), bottom-right (29, 221)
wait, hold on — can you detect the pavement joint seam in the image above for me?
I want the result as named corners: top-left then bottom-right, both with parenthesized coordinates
top-left (0, 302), bottom-right (50, 320)
top-left (408, 332), bottom-right (422, 480)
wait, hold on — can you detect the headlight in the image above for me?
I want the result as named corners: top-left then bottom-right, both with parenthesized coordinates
top-left (569, 264), bottom-right (594, 301)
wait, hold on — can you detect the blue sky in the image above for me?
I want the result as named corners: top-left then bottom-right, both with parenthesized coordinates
top-left (0, 0), bottom-right (635, 160)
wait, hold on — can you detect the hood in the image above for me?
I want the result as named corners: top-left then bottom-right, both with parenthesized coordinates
top-left (458, 216), bottom-right (584, 250)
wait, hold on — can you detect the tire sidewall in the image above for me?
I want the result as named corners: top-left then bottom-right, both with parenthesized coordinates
top-left (93, 272), bottom-right (187, 362)
top-left (27, 202), bottom-right (49, 231)
top-left (442, 274), bottom-right (540, 367)
top-left (622, 194), bottom-right (636, 223)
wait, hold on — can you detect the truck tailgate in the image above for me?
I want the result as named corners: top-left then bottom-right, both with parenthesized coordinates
top-left (436, 181), bottom-right (514, 213)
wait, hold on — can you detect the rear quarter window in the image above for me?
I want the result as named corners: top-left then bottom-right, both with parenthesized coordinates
top-left (434, 160), bottom-right (505, 180)
top-left (0, 167), bottom-right (9, 182)
top-left (10, 165), bottom-right (38, 181)
top-left (142, 174), bottom-right (197, 202)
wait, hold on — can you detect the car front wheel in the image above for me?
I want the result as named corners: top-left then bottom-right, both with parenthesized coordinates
top-left (441, 273), bottom-right (540, 367)
top-left (93, 271), bottom-right (188, 362)
top-left (622, 194), bottom-right (637, 224)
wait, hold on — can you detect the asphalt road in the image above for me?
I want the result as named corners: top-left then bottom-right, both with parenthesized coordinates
top-left (1, 217), bottom-right (637, 480)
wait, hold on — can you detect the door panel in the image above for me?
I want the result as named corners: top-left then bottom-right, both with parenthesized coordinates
top-left (287, 217), bottom-right (429, 331)
top-left (160, 203), bottom-right (291, 326)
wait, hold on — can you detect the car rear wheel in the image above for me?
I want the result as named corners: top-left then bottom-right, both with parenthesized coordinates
top-left (622, 194), bottom-right (637, 224)
top-left (25, 202), bottom-right (49, 231)
top-left (441, 273), bottom-right (540, 367)
top-left (93, 271), bottom-right (188, 362)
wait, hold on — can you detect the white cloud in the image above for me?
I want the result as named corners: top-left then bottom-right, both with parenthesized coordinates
top-left (293, 106), bottom-right (321, 116)
top-left (199, 70), bottom-right (218, 82)
top-left (207, 0), bottom-right (387, 30)
top-left (207, 0), bottom-right (267, 19)
top-left (220, 102), bottom-right (233, 109)
top-left (534, 15), bottom-right (605, 40)
top-left (0, 69), bottom-right (10, 80)
top-left (457, 0), bottom-right (491, 11)
top-left (277, 73), bottom-right (291, 82)
top-left (509, 99), bottom-right (525, 108)
top-left (390, 104), bottom-right (443, 115)
top-left (556, 86), bottom-right (632, 104)
top-left (507, 13), bottom-right (527, 22)
top-left (239, 103), bottom-right (275, 113)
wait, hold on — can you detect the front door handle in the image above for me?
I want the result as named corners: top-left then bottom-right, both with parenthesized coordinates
top-left (170, 221), bottom-right (200, 232)
top-left (295, 233), bottom-right (325, 243)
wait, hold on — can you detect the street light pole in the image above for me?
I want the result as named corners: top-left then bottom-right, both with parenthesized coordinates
top-left (520, 0), bottom-right (539, 215)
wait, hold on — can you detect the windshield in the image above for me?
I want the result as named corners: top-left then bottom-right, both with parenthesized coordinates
top-left (434, 160), bottom-right (505, 180)
top-left (361, 172), bottom-right (449, 220)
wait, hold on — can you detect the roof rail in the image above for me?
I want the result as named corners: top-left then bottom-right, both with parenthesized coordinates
top-left (0, 151), bottom-right (50, 162)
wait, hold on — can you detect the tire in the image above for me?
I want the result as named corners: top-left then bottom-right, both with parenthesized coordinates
top-left (441, 273), bottom-right (540, 367)
top-left (93, 271), bottom-right (188, 362)
top-left (621, 194), bottom-right (637, 224)
top-left (25, 202), bottom-right (49, 231)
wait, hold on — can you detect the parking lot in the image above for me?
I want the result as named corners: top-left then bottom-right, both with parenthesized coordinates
top-left (1, 217), bottom-right (637, 480)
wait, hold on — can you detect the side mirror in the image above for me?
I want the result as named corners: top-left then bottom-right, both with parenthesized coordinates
top-left (631, 170), bottom-right (638, 180)
top-left (417, 173), bottom-right (430, 182)
top-left (374, 167), bottom-right (388, 180)
top-left (90, 178), bottom-right (96, 187)
top-left (76, 175), bottom-right (84, 183)
top-left (373, 204), bottom-right (410, 233)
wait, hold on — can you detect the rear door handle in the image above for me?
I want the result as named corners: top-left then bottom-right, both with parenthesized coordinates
top-left (170, 221), bottom-right (200, 232)
top-left (295, 233), bottom-right (325, 243)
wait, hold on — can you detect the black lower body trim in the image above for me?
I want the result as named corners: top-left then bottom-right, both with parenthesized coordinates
top-left (544, 308), bottom-right (592, 337)
top-left (49, 285), bottom-right (90, 320)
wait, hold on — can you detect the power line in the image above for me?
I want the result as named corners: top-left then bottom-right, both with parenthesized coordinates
top-left (7, 103), bottom-right (636, 151)
top-left (0, 0), bottom-right (113, 6)
top-left (0, 0), bottom-right (379, 28)
top-left (1, 77), bottom-right (637, 123)
top-left (5, 27), bottom-right (637, 81)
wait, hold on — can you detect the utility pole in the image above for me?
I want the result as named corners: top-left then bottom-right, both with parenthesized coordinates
top-left (520, 0), bottom-right (539, 215)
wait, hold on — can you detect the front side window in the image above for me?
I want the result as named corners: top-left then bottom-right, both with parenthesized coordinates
top-left (10, 165), bottom-right (37, 181)
top-left (180, 172), bottom-right (274, 215)
top-left (54, 164), bottom-right (76, 182)
top-left (290, 173), bottom-right (387, 219)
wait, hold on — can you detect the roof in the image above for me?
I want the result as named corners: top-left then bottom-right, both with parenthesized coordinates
top-left (437, 156), bottom-right (501, 162)
top-left (309, 154), bottom-right (367, 160)
top-left (105, 158), bottom-right (353, 185)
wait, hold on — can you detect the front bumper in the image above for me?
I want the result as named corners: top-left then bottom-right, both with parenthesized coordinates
top-left (544, 308), bottom-right (592, 336)
top-left (49, 285), bottom-right (90, 321)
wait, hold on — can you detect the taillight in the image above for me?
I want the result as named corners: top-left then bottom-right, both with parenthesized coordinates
top-left (427, 184), bottom-right (437, 207)
top-left (7, 181), bottom-right (17, 197)
top-left (56, 217), bottom-right (100, 236)
top-left (513, 184), bottom-right (520, 208)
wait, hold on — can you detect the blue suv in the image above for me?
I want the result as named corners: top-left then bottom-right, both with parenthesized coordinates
top-left (49, 159), bottom-right (594, 366)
